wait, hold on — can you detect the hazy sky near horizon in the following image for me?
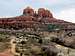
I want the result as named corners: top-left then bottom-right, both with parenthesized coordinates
top-left (0, 0), bottom-right (75, 23)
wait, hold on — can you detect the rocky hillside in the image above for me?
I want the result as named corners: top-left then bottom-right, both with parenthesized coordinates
top-left (0, 7), bottom-right (75, 56)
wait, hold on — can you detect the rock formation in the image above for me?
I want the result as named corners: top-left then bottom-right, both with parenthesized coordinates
top-left (0, 7), bottom-right (75, 56)
top-left (0, 7), bottom-right (74, 30)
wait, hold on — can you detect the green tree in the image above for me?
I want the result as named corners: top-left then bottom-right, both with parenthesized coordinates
top-left (48, 24), bottom-right (61, 31)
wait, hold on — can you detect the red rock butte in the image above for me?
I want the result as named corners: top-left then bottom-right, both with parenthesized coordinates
top-left (0, 7), bottom-right (75, 30)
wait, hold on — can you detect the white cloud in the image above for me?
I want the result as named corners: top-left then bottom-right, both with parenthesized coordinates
top-left (54, 8), bottom-right (75, 23)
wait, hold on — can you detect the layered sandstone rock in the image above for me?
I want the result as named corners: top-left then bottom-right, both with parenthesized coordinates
top-left (0, 7), bottom-right (74, 30)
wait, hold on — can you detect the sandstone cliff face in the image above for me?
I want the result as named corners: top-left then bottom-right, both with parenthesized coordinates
top-left (0, 7), bottom-right (74, 30)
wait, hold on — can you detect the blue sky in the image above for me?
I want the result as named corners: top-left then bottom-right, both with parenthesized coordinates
top-left (0, 0), bottom-right (75, 23)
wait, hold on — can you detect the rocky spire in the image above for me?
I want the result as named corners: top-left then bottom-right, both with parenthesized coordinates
top-left (23, 7), bottom-right (34, 16)
top-left (38, 8), bottom-right (53, 18)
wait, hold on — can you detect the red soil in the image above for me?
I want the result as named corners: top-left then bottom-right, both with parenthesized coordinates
top-left (0, 49), bottom-right (13, 56)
